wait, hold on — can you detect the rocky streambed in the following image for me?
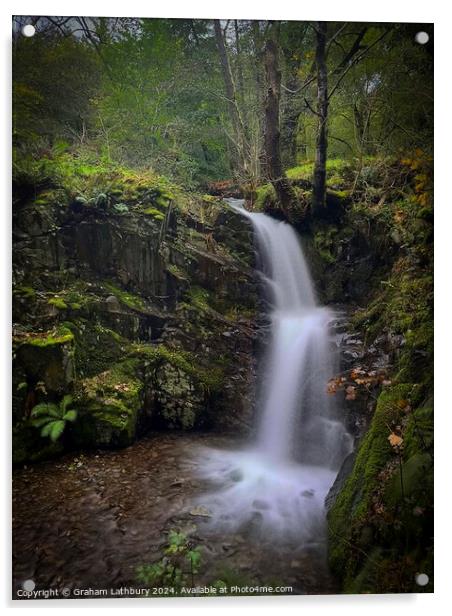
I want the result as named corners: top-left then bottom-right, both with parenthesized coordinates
top-left (12, 432), bottom-right (337, 598)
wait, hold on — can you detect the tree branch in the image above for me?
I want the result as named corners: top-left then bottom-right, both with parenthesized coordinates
top-left (328, 29), bottom-right (390, 101)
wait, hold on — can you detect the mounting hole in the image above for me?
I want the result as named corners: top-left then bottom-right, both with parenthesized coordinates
top-left (21, 24), bottom-right (36, 38)
top-left (415, 572), bottom-right (429, 587)
top-left (415, 31), bottom-right (429, 45)
top-left (22, 579), bottom-right (36, 591)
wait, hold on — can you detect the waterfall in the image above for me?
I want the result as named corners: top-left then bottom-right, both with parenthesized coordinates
top-left (193, 199), bottom-right (352, 543)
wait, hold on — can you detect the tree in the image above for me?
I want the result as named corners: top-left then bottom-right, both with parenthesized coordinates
top-left (213, 19), bottom-right (249, 181)
top-left (263, 22), bottom-right (297, 215)
top-left (312, 21), bottom-right (328, 214)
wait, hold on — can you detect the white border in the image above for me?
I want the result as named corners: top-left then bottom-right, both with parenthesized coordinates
top-left (2, 1), bottom-right (451, 614)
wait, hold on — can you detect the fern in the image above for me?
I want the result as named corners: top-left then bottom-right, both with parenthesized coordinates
top-left (30, 396), bottom-right (77, 443)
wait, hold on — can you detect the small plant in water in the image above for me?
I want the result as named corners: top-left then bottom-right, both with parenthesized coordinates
top-left (30, 395), bottom-right (77, 442)
top-left (136, 530), bottom-right (202, 592)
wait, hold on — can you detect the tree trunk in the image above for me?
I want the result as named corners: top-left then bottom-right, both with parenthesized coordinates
top-left (234, 20), bottom-right (245, 106)
top-left (281, 96), bottom-right (301, 168)
top-left (312, 21), bottom-right (328, 214)
top-left (251, 20), bottom-right (264, 182)
top-left (213, 20), bottom-right (248, 180)
top-left (264, 23), bottom-right (297, 215)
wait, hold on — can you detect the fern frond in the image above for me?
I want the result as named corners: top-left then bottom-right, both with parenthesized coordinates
top-left (62, 409), bottom-right (77, 422)
top-left (60, 395), bottom-right (73, 414)
top-left (30, 403), bottom-right (59, 418)
top-left (30, 416), bottom-right (54, 428)
top-left (40, 422), bottom-right (54, 438)
top-left (49, 420), bottom-right (65, 442)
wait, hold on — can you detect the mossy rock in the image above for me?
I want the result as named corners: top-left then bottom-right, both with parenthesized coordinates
top-left (73, 359), bottom-right (144, 448)
top-left (130, 343), bottom-right (225, 429)
top-left (384, 451), bottom-right (432, 507)
top-left (328, 384), bottom-right (413, 582)
top-left (63, 319), bottom-right (129, 379)
top-left (152, 361), bottom-right (205, 430)
top-left (13, 423), bottom-right (65, 465)
top-left (102, 281), bottom-right (147, 312)
top-left (143, 207), bottom-right (165, 221)
top-left (14, 326), bottom-right (75, 394)
top-left (132, 343), bottom-right (224, 393)
top-left (48, 296), bottom-right (68, 310)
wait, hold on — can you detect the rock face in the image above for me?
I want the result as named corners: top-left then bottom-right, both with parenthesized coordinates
top-left (13, 183), bottom-right (259, 462)
top-left (306, 187), bottom-right (434, 593)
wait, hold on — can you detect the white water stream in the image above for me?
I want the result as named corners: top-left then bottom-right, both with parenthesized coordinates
top-left (193, 199), bottom-right (352, 544)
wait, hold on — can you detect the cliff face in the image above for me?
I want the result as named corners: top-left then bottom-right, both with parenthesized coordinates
top-left (300, 158), bottom-right (433, 594)
top-left (13, 176), bottom-right (260, 463)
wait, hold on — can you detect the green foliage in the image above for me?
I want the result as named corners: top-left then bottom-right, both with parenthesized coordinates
top-left (143, 207), bottom-right (165, 220)
top-left (30, 395), bottom-right (77, 442)
top-left (186, 286), bottom-right (211, 312)
top-left (13, 18), bottom-right (431, 192)
top-left (136, 530), bottom-right (202, 593)
top-left (103, 281), bottom-right (147, 311)
top-left (254, 183), bottom-right (276, 211)
top-left (26, 325), bottom-right (74, 348)
top-left (48, 297), bottom-right (68, 310)
top-left (286, 159), bottom-right (353, 183)
top-left (112, 202), bottom-right (129, 214)
top-left (327, 152), bottom-right (433, 592)
top-left (131, 343), bottom-right (224, 393)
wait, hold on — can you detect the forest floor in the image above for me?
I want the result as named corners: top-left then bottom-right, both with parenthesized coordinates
top-left (12, 433), bottom-right (337, 598)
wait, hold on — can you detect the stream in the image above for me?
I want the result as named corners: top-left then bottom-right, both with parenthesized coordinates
top-left (12, 433), bottom-right (337, 596)
top-left (13, 202), bottom-right (350, 598)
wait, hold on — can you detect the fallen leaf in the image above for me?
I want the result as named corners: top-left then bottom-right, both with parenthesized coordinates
top-left (388, 433), bottom-right (403, 448)
top-left (189, 505), bottom-right (211, 517)
top-left (345, 385), bottom-right (357, 400)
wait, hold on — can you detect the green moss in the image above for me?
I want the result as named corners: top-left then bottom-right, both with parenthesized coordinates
top-left (131, 343), bottom-right (224, 392)
top-left (13, 423), bottom-right (64, 465)
top-left (286, 158), bottom-right (352, 181)
top-left (143, 207), bottom-right (165, 220)
top-left (63, 320), bottom-right (129, 379)
top-left (55, 287), bottom-right (90, 312)
top-left (155, 194), bottom-right (172, 208)
top-left (329, 189), bottom-right (351, 199)
top-left (202, 194), bottom-right (217, 203)
top-left (103, 281), bottom-right (146, 311)
top-left (13, 286), bottom-right (36, 299)
top-left (74, 358), bottom-right (143, 448)
top-left (33, 188), bottom-right (68, 206)
top-left (186, 286), bottom-right (211, 312)
top-left (326, 172), bottom-right (433, 592)
top-left (48, 297), bottom-right (68, 310)
top-left (328, 384), bottom-right (413, 579)
top-left (402, 404), bottom-right (433, 459)
top-left (313, 227), bottom-right (338, 264)
top-left (254, 183), bottom-right (276, 210)
top-left (27, 325), bottom-right (74, 347)
top-left (14, 326), bottom-right (75, 394)
top-left (166, 263), bottom-right (189, 281)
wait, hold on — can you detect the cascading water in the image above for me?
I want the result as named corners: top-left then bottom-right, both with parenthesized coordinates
top-left (193, 199), bottom-right (352, 544)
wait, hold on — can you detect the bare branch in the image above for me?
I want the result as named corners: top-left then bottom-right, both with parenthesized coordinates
top-left (328, 29), bottom-right (390, 101)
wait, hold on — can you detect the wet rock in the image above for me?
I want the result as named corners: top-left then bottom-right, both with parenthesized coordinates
top-left (301, 489), bottom-right (315, 499)
top-left (252, 499), bottom-right (271, 510)
top-left (13, 185), bottom-right (259, 459)
top-left (72, 359), bottom-right (145, 449)
top-left (228, 469), bottom-right (244, 482)
top-left (14, 327), bottom-right (75, 394)
top-left (105, 295), bottom-right (122, 312)
top-left (324, 452), bottom-right (356, 511)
